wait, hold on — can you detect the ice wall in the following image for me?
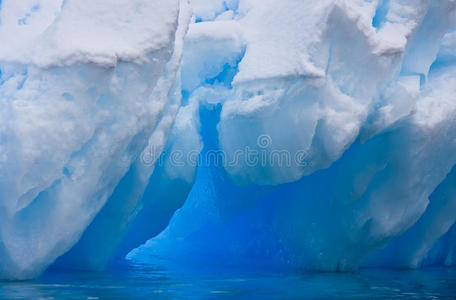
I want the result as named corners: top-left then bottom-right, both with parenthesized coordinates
top-left (130, 0), bottom-right (456, 272)
top-left (1, 0), bottom-right (456, 280)
top-left (0, 0), bottom-right (191, 279)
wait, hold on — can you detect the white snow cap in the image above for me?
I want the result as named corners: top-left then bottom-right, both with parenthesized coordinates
top-left (0, 0), bottom-right (180, 67)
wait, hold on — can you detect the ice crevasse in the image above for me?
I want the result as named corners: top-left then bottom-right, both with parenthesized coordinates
top-left (1, 0), bottom-right (456, 280)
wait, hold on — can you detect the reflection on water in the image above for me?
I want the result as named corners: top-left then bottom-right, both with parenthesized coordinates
top-left (1, 261), bottom-right (456, 299)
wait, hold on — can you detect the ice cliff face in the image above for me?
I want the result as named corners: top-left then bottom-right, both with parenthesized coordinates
top-left (129, 0), bottom-right (456, 272)
top-left (0, 0), bottom-right (192, 279)
top-left (1, 0), bottom-right (456, 280)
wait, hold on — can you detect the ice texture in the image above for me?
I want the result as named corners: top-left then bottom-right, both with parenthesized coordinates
top-left (130, 0), bottom-right (456, 272)
top-left (1, 0), bottom-right (456, 280)
top-left (0, 0), bottom-right (192, 279)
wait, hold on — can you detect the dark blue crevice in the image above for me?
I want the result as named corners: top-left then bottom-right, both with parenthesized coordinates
top-left (372, 0), bottom-right (390, 29)
top-left (16, 70), bottom-right (28, 90)
top-left (204, 62), bottom-right (239, 89)
top-left (203, 46), bottom-right (246, 90)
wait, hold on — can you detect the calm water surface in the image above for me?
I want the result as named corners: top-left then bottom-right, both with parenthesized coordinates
top-left (1, 262), bottom-right (456, 299)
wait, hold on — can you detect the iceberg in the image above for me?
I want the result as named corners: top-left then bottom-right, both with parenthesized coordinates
top-left (1, 0), bottom-right (456, 280)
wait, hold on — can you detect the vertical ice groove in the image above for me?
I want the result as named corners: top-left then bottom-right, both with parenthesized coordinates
top-left (372, 0), bottom-right (390, 28)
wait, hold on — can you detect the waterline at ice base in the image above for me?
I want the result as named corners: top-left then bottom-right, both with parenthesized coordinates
top-left (0, 0), bottom-right (456, 297)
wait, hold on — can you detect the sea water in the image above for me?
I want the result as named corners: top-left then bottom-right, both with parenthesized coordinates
top-left (1, 261), bottom-right (455, 299)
